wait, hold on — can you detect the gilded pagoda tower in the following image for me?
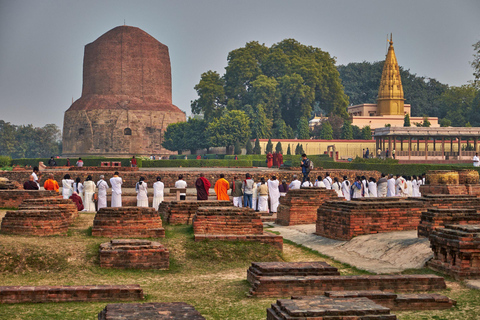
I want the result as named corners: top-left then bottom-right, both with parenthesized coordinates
top-left (376, 35), bottom-right (405, 116)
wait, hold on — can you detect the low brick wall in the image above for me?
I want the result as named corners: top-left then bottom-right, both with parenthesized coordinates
top-left (159, 200), bottom-right (233, 225)
top-left (98, 302), bottom-right (206, 320)
top-left (418, 208), bottom-right (480, 238)
top-left (92, 207), bottom-right (165, 238)
top-left (19, 198), bottom-right (78, 224)
top-left (411, 194), bottom-right (480, 209)
top-left (70, 166), bottom-right (139, 172)
top-left (99, 239), bottom-right (169, 269)
top-left (267, 296), bottom-right (395, 320)
top-left (0, 190), bottom-right (60, 208)
top-left (0, 285), bottom-right (143, 304)
top-left (1, 209), bottom-right (69, 236)
top-left (247, 262), bottom-right (339, 284)
top-left (249, 274), bottom-right (446, 297)
top-left (316, 198), bottom-right (425, 241)
top-left (195, 233), bottom-right (283, 251)
top-left (322, 291), bottom-right (456, 311)
top-left (193, 207), bottom-right (263, 235)
top-left (420, 184), bottom-right (480, 196)
top-left (428, 224), bottom-right (480, 280)
top-left (276, 188), bottom-right (341, 226)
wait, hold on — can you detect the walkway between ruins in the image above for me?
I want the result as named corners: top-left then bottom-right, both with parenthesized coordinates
top-left (267, 223), bottom-right (433, 274)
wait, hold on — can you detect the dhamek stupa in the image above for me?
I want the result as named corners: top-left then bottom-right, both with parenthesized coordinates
top-left (62, 26), bottom-right (186, 157)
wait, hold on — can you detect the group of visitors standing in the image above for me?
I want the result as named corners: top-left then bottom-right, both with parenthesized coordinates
top-left (266, 152), bottom-right (284, 168)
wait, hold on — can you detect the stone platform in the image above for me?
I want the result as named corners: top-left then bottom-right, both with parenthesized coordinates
top-left (0, 190), bottom-right (60, 208)
top-left (316, 198), bottom-right (424, 241)
top-left (158, 200), bottom-right (232, 225)
top-left (247, 262), bottom-right (340, 284)
top-left (92, 207), bottom-right (165, 238)
top-left (0, 285), bottom-right (143, 304)
top-left (428, 224), bottom-right (480, 280)
top-left (99, 239), bottom-right (169, 269)
top-left (19, 198), bottom-right (78, 224)
top-left (276, 188), bottom-right (341, 226)
top-left (193, 207), bottom-right (283, 250)
top-left (267, 296), bottom-right (396, 320)
top-left (1, 209), bottom-right (69, 236)
top-left (418, 208), bottom-right (480, 238)
top-left (98, 302), bottom-right (206, 320)
top-left (412, 194), bottom-right (480, 209)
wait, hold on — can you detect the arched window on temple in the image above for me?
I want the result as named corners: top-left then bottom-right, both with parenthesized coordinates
top-left (124, 128), bottom-right (132, 135)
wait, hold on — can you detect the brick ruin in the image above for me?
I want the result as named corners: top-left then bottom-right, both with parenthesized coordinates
top-left (1, 209), bottom-right (69, 236)
top-left (412, 194), bottom-right (480, 209)
top-left (316, 198), bottom-right (425, 241)
top-left (159, 200), bottom-right (233, 224)
top-left (0, 285), bottom-right (143, 304)
top-left (98, 302), bottom-right (205, 320)
top-left (418, 208), bottom-right (480, 238)
top-left (428, 224), bottom-right (480, 280)
top-left (276, 188), bottom-right (341, 226)
top-left (0, 190), bottom-right (60, 208)
top-left (193, 207), bottom-right (283, 250)
top-left (19, 198), bottom-right (78, 224)
top-left (92, 207), bottom-right (165, 238)
top-left (420, 169), bottom-right (480, 196)
top-left (99, 239), bottom-right (169, 269)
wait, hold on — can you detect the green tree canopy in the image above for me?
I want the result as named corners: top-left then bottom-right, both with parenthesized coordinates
top-left (162, 122), bottom-right (189, 154)
top-left (320, 121), bottom-right (333, 140)
top-left (253, 137), bottom-right (261, 154)
top-left (404, 114), bottom-right (411, 127)
top-left (361, 126), bottom-right (372, 140)
top-left (191, 70), bottom-right (226, 122)
top-left (234, 141), bottom-right (242, 155)
top-left (246, 140), bottom-right (254, 154)
top-left (275, 141), bottom-right (283, 153)
top-left (341, 121), bottom-right (353, 140)
top-left (296, 117), bottom-right (310, 139)
top-left (207, 110), bottom-right (251, 152)
top-left (266, 138), bottom-right (273, 153)
top-left (287, 144), bottom-right (291, 155)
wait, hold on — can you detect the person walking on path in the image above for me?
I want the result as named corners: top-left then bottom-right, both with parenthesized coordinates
top-left (195, 173), bottom-right (211, 200)
top-left (214, 174), bottom-right (230, 201)
top-left (152, 176), bottom-right (164, 209)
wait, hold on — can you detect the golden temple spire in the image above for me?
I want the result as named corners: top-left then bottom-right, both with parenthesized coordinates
top-left (377, 33), bottom-right (405, 116)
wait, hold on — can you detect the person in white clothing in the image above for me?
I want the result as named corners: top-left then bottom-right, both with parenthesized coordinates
top-left (136, 177), bottom-right (148, 207)
top-left (252, 182), bottom-right (258, 211)
top-left (267, 176), bottom-right (280, 213)
top-left (96, 175), bottom-right (109, 210)
top-left (376, 174), bottom-right (388, 197)
top-left (387, 174), bottom-right (396, 197)
top-left (32, 167), bottom-right (41, 188)
top-left (83, 175), bottom-right (96, 212)
top-left (288, 175), bottom-right (301, 190)
top-left (474, 153), bottom-right (480, 167)
top-left (341, 176), bottom-right (351, 200)
top-left (361, 176), bottom-right (369, 198)
top-left (411, 175), bottom-right (419, 197)
top-left (110, 172), bottom-right (123, 207)
top-left (332, 177), bottom-right (343, 197)
top-left (322, 173), bottom-right (332, 189)
top-left (61, 174), bottom-right (74, 200)
top-left (314, 175), bottom-right (326, 188)
top-left (405, 176), bottom-right (413, 197)
top-left (257, 178), bottom-right (269, 212)
top-left (175, 174), bottom-right (187, 200)
top-left (73, 177), bottom-right (84, 202)
top-left (417, 176), bottom-right (423, 197)
top-left (152, 176), bottom-right (164, 210)
top-left (301, 177), bottom-right (313, 187)
top-left (351, 176), bottom-right (363, 199)
top-left (368, 177), bottom-right (377, 197)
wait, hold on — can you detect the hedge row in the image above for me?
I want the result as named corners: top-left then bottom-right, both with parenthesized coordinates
top-left (141, 159), bottom-right (252, 168)
top-left (0, 156), bottom-right (12, 167)
top-left (168, 154), bottom-right (227, 160)
top-left (11, 157), bottom-right (140, 168)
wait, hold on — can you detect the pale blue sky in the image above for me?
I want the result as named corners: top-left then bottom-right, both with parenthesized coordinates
top-left (1, 0), bottom-right (479, 128)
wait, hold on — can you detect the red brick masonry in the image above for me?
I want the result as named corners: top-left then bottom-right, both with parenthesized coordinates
top-left (276, 188), bottom-right (341, 226)
top-left (1, 209), bottom-right (69, 236)
top-left (420, 184), bottom-right (480, 196)
top-left (193, 207), bottom-right (283, 250)
top-left (0, 190), bottom-right (60, 208)
top-left (418, 208), bottom-right (480, 238)
top-left (247, 262), bottom-right (340, 284)
top-left (98, 302), bottom-right (206, 320)
top-left (316, 198), bottom-right (425, 241)
top-left (159, 200), bottom-right (233, 225)
top-left (0, 285), bottom-right (143, 304)
top-left (19, 198), bottom-right (78, 224)
top-left (100, 239), bottom-right (169, 269)
top-left (428, 224), bottom-right (480, 280)
top-left (92, 207), bottom-right (165, 238)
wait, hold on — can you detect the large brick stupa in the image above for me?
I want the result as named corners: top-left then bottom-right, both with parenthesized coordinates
top-left (62, 26), bottom-right (185, 156)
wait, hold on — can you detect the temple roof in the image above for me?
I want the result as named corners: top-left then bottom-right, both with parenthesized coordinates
top-left (377, 35), bottom-right (404, 101)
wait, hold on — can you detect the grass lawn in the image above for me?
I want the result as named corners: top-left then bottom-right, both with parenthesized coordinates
top-left (0, 211), bottom-right (479, 319)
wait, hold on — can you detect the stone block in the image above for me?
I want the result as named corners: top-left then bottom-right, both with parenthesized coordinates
top-left (98, 302), bottom-right (205, 319)
top-left (99, 239), bottom-right (169, 269)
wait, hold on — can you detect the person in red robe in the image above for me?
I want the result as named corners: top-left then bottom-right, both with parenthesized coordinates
top-left (277, 152), bottom-right (284, 168)
top-left (195, 173), bottom-right (211, 200)
top-left (23, 175), bottom-right (39, 190)
top-left (273, 152), bottom-right (278, 167)
top-left (266, 152), bottom-right (273, 168)
top-left (69, 192), bottom-right (84, 211)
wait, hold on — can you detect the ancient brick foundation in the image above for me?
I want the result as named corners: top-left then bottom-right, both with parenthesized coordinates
top-left (19, 198), bottom-right (78, 224)
top-left (98, 302), bottom-right (205, 320)
top-left (276, 188), bottom-right (341, 226)
top-left (92, 207), bottom-right (165, 238)
top-left (159, 200), bottom-right (233, 225)
top-left (0, 285), bottom-right (143, 304)
top-left (412, 194), bottom-right (480, 209)
top-left (420, 184), bottom-right (480, 196)
top-left (247, 262), bottom-right (340, 284)
top-left (99, 239), bottom-right (169, 269)
top-left (316, 198), bottom-right (425, 241)
top-left (428, 224), bottom-right (480, 280)
top-left (70, 167), bottom-right (139, 172)
top-left (0, 190), bottom-right (60, 208)
top-left (193, 207), bottom-right (283, 250)
top-left (1, 209), bottom-right (69, 236)
top-left (418, 208), bottom-right (480, 238)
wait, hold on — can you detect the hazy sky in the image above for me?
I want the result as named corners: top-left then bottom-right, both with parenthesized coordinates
top-left (1, 0), bottom-right (479, 129)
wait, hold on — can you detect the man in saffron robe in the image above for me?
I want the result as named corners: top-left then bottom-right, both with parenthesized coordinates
top-left (214, 174), bottom-right (230, 200)
top-left (266, 152), bottom-right (273, 168)
top-left (69, 191), bottom-right (84, 211)
top-left (195, 173), bottom-right (211, 200)
top-left (43, 174), bottom-right (60, 192)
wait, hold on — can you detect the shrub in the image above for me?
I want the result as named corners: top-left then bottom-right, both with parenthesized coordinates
top-left (141, 159), bottom-right (252, 168)
top-left (0, 156), bottom-right (12, 167)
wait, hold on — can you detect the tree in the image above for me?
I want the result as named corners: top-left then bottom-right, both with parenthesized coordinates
top-left (253, 137), bottom-right (261, 154)
top-left (361, 126), bottom-right (372, 140)
top-left (327, 115), bottom-right (344, 139)
top-left (295, 143), bottom-right (301, 155)
top-left (466, 122), bottom-right (472, 127)
top-left (275, 141), bottom-right (283, 153)
top-left (298, 144), bottom-right (305, 155)
top-left (439, 118), bottom-right (451, 127)
top-left (296, 117), bottom-right (310, 139)
top-left (404, 114), bottom-right (411, 127)
top-left (422, 117), bottom-right (431, 127)
top-left (162, 122), bottom-right (188, 154)
top-left (472, 40), bottom-right (480, 84)
top-left (234, 141), bottom-right (242, 155)
top-left (341, 121), bottom-right (353, 140)
top-left (266, 139), bottom-right (273, 153)
top-left (191, 70), bottom-right (226, 122)
top-left (272, 119), bottom-right (294, 139)
top-left (245, 104), bottom-right (272, 139)
top-left (320, 121), bottom-right (333, 140)
top-left (352, 125), bottom-right (362, 139)
top-left (287, 144), bottom-right (291, 155)
top-left (185, 118), bottom-right (211, 153)
top-left (246, 140), bottom-right (254, 154)
top-left (207, 110), bottom-right (251, 153)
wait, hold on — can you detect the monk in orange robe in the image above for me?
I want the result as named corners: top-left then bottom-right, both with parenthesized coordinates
top-left (43, 174), bottom-right (60, 192)
top-left (214, 174), bottom-right (230, 200)
top-left (266, 152), bottom-right (273, 168)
